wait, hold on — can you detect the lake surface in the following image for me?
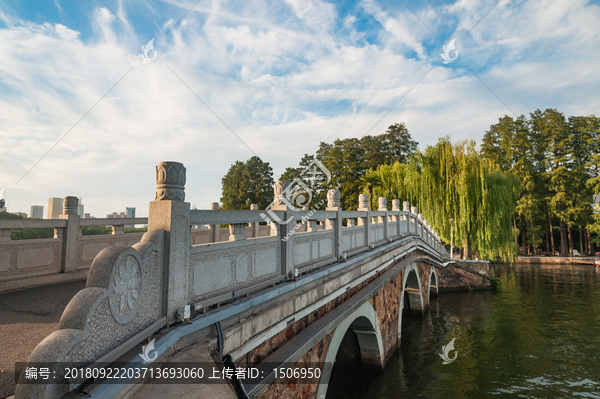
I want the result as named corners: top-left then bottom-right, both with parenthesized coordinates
top-left (326, 263), bottom-right (600, 398)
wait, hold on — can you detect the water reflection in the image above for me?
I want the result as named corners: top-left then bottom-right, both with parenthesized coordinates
top-left (326, 264), bottom-right (600, 398)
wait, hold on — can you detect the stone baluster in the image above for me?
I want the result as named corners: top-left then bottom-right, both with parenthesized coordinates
top-left (410, 206), bottom-right (418, 234)
top-left (112, 225), bottom-right (124, 235)
top-left (391, 199), bottom-right (400, 222)
top-left (325, 189), bottom-right (340, 229)
top-left (417, 213), bottom-right (423, 237)
top-left (59, 196), bottom-right (80, 273)
top-left (0, 228), bottom-right (11, 242)
top-left (229, 223), bottom-right (246, 241)
top-left (403, 201), bottom-right (410, 234)
top-left (357, 194), bottom-right (370, 247)
top-left (149, 161), bottom-right (190, 323)
top-left (423, 220), bottom-right (429, 244)
top-left (326, 189), bottom-right (342, 260)
top-left (377, 197), bottom-right (387, 223)
top-left (357, 194), bottom-right (369, 226)
top-left (250, 204), bottom-right (260, 237)
top-left (209, 202), bottom-right (220, 242)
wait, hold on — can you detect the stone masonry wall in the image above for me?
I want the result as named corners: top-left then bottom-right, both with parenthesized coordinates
top-left (256, 333), bottom-right (333, 399)
top-left (437, 262), bottom-right (491, 291)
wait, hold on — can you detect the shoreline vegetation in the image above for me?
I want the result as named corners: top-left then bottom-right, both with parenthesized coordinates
top-left (219, 109), bottom-right (598, 263)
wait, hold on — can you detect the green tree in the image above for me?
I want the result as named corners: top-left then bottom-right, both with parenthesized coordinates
top-left (221, 156), bottom-right (274, 210)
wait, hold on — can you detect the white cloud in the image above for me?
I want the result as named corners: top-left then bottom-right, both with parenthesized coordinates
top-left (1, 0), bottom-right (599, 217)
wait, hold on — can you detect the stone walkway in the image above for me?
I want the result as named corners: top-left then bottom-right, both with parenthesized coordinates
top-left (129, 342), bottom-right (237, 399)
top-left (0, 280), bottom-right (86, 399)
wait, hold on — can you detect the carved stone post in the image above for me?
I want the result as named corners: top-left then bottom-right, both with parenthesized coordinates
top-left (391, 200), bottom-right (400, 221)
top-left (377, 197), bottom-right (387, 223)
top-left (209, 202), bottom-right (220, 242)
top-left (424, 220), bottom-right (429, 244)
top-left (229, 223), bottom-right (246, 241)
top-left (59, 196), bottom-right (80, 273)
top-left (325, 189), bottom-right (340, 229)
top-left (112, 225), bottom-right (124, 235)
top-left (403, 201), bottom-right (410, 234)
top-left (250, 204), bottom-right (260, 237)
top-left (326, 189), bottom-right (342, 259)
top-left (417, 214), bottom-right (423, 238)
top-left (0, 228), bottom-right (10, 242)
top-left (148, 161), bottom-right (190, 322)
top-left (409, 206), bottom-right (417, 234)
top-left (358, 194), bottom-right (370, 247)
top-left (271, 180), bottom-right (293, 277)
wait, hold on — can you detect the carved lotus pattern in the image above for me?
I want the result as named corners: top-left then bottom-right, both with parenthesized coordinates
top-left (110, 255), bottom-right (142, 322)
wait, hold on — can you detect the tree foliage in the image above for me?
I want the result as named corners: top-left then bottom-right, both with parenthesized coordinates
top-left (369, 138), bottom-right (519, 262)
top-left (221, 156), bottom-right (274, 210)
top-left (283, 123), bottom-right (418, 210)
top-left (481, 109), bottom-right (599, 255)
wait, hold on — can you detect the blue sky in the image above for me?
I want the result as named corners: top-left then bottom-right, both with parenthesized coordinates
top-left (1, 0), bottom-right (599, 217)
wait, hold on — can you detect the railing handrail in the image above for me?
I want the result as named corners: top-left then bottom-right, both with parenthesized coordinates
top-left (0, 219), bottom-right (67, 229)
top-left (80, 218), bottom-right (148, 226)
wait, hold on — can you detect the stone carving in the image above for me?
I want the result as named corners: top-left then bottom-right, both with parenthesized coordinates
top-left (273, 180), bottom-right (291, 206)
top-left (358, 194), bottom-right (369, 210)
top-left (418, 214), bottom-right (423, 220)
top-left (62, 196), bottom-right (78, 215)
top-left (109, 254), bottom-right (143, 324)
top-left (155, 161), bottom-right (186, 201)
top-left (15, 230), bottom-right (164, 399)
top-left (411, 206), bottom-right (418, 214)
top-left (210, 202), bottom-right (220, 210)
top-left (378, 197), bottom-right (387, 211)
top-left (392, 199), bottom-right (400, 211)
top-left (250, 204), bottom-right (258, 211)
top-left (327, 189), bottom-right (341, 208)
top-left (403, 201), bottom-right (410, 212)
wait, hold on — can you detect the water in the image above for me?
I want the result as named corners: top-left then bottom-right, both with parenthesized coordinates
top-left (326, 264), bottom-right (600, 398)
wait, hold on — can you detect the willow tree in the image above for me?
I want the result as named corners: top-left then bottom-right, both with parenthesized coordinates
top-left (368, 138), bottom-right (520, 262)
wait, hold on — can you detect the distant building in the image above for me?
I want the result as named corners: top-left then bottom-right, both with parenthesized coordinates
top-left (48, 197), bottom-right (62, 219)
top-left (12, 212), bottom-right (27, 218)
top-left (30, 205), bottom-right (44, 219)
top-left (107, 212), bottom-right (126, 218)
top-left (125, 207), bottom-right (136, 228)
top-left (84, 213), bottom-right (91, 219)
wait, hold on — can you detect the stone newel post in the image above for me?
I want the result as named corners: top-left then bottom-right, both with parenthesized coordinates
top-left (209, 202), bottom-right (220, 242)
top-left (59, 196), bottom-right (80, 273)
top-left (325, 189), bottom-right (341, 229)
top-left (326, 189), bottom-right (343, 259)
top-left (250, 204), bottom-right (260, 237)
top-left (357, 194), bottom-right (369, 226)
top-left (148, 161), bottom-right (190, 322)
top-left (377, 197), bottom-right (387, 223)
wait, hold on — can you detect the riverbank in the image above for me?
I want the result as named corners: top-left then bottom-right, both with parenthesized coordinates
top-left (516, 256), bottom-right (596, 265)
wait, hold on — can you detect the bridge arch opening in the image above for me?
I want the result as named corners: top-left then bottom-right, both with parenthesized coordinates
top-left (317, 302), bottom-right (384, 399)
top-left (397, 264), bottom-right (424, 346)
top-left (429, 266), bottom-right (438, 298)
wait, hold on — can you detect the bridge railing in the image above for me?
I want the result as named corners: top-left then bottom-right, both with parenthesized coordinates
top-left (184, 187), bottom-right (445, 313)
top-left (14, 161), bottom-right (448, 399)
top-left (0, 200), bottom-right (149, 292)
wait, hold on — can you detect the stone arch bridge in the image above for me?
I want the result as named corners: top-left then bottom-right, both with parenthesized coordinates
top-left (15, 162), bottom-right (491, 399)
